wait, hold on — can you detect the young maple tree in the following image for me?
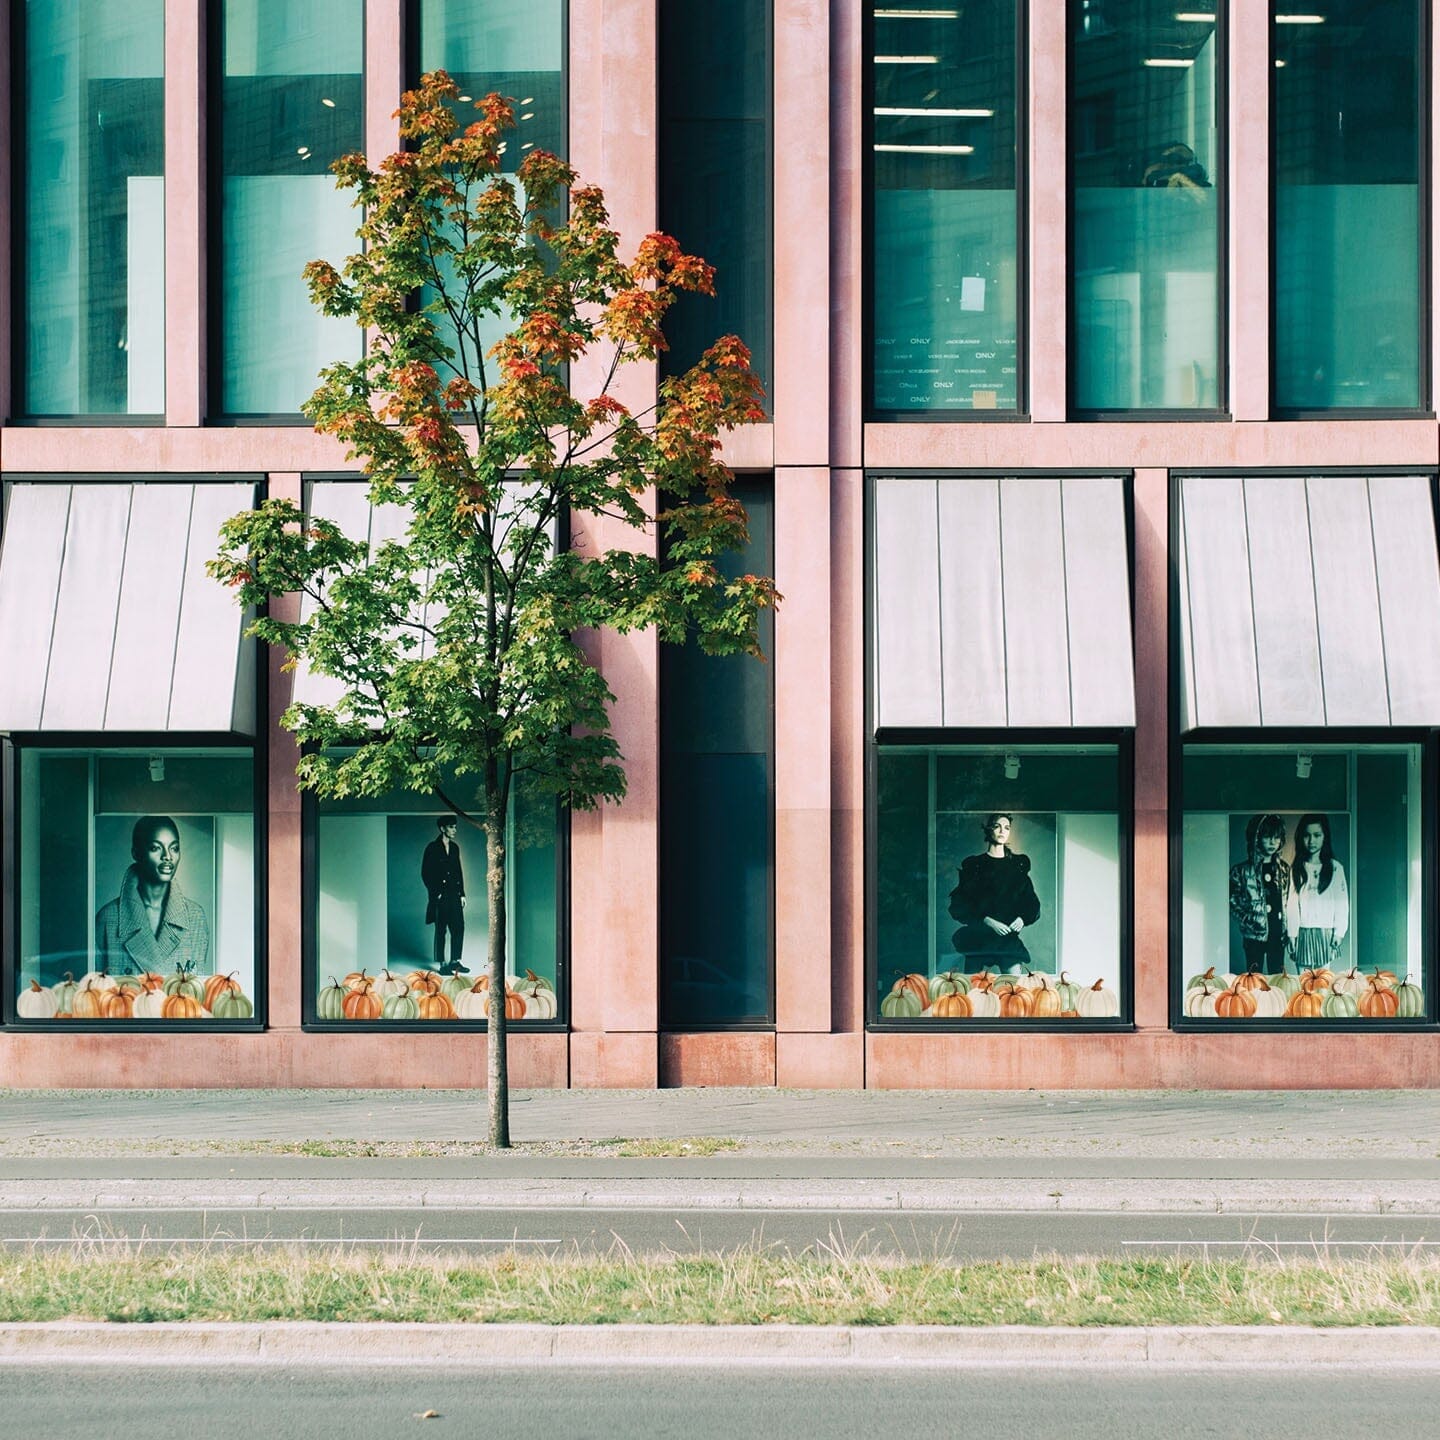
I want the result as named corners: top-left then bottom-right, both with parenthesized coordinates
top-left (211, 73), bottom-right (774, 1146)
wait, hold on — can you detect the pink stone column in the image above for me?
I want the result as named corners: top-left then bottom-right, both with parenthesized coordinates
top-left (773, 0), bottom-right (830, 465)
top-left (366, 0), bottom-right (405, 161)
top-left (566, 0), bottom-right (661, 1088)
top-left (165, 0), bottom-right (206, 426)
top-left (1229, 5), bottom-right (1269, 420)
top-left (830, 0), bottom-right (863, 470)
top-left (1027, 0), bottom-right (1066, 422)
top-left (266, 473), bottom-right (304, 1029)
top-left (1132, 467), bottom-right (1169, 1030)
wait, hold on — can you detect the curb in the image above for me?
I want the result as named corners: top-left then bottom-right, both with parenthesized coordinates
top-left (2, 1321), bottom-right (1440, 1368)
top-left (3, 1182), bottom-right (1440, 1214)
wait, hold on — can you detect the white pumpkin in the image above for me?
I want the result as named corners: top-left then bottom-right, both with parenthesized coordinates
top-left (1185, 982), bottom-right (1220, 1018)
top-left (1249, 982), bottom-right (1287, 1018)
top-left (965, 987), bottom-right (1001, 1018)
top-left (453, 986), bottom-right (490, 1021)
top-left (515, 977), bottom-right (558, 1020)
top-left (1331, 968), bottom-right (1367, 998)
top-left (17, 979), bottom-right (59, 1019)
top-left (80, 971), bottom-right (117, 993)
top-left (372, 969), bottom-right (408, 1000)
top-left (1014, 968), bottom-right (1046, 991)
top-left (134, 989), bottom-right (168, 1019)
top-left (1076, 978), bottom-right (1120, 1018)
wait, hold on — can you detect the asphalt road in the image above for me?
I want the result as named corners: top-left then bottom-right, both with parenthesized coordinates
top-left (0, 1364), bottom-right (1434, 1440)
top-left (4, 1205), bottom-right (1440, 1259)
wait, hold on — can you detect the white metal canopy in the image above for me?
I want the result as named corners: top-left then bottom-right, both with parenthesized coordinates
top-left (1177, 474), bottom-right (1440, 730)
top-left (0, 481), bottom-right (257, 734)
top-left (871, 475), bottom-right (1136, 730)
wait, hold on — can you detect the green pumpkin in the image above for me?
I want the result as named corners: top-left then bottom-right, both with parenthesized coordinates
top-left (1323, 990), bottom-right (1359, 1019)
top-left (1395, 979), bottom-right (1425, 1019)
top-left (212, 989), bottom-right (254, 1020)
top-left (440, 973), bottom-right (472, 1002)
top-left (879, 987), bottom-right (922, 1019)
top-left (1055, 972), bottom-right (1081, 1011)
top-left (523, 968), bottom-right (555, 994)
top-left (383, 989), bottom-right (420, 1021)
top-left (317, 978), bottom-right (347, 1021)
top-left (165, 968), bottom-right (204, 1001)
top-left (1265, 972), bottom-right (1301, 999)
top-left (929, 971), bottom-right (969, 999)
top-left (51, 974), bottom-right (79, 1014)
top-left (1186, 967), bottom-right (1222, 992)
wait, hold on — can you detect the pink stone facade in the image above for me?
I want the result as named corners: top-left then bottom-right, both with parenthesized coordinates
top-left (2, 2), bottom-right (1439, 1088)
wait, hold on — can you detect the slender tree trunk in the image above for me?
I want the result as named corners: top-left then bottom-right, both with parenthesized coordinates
top-left (485, 758), bottom-right (510, 1147)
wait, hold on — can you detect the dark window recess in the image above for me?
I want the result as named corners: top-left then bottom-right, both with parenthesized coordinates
top-left (659, 479), bottom-right (775, 1027)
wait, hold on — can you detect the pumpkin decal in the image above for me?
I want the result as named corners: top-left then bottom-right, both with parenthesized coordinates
top-left (382, 986), bottom-right (420, 1021)
top-left (453, 979), bottom-right (490, 1021)
top-left (17, 980), bottom-right (58, 1020)
top-left (1232, 969), bottom-right (1269, 992)
top-left (1186, 966), bottom-right (1222, 992)
top-left (1029, 980), bottom-right (1062, 1018)
top-left (1299, 968), bottom-right (1334, 993)
top-left (317, 978), bottom-right (348, 1022)
top-left (1394, 977), bottom-right (1425, 1019)
top-left (102, 987), bottom-right (137, 1019)
top-left (203, 972), bottom-right (242, 1013)
top-left (1248, 977), bottom-right (1287, 1018)
top-left (51, 974), bottom-right (79, 1014)
top-left (134, 988), bottom-right (168, 1019)
top-left (1285, 977), bottom-right (1325, 1018)
top-left (966, 971), bottom-right (998, 992)
top-left (373, 969), bottom-right (407, 1000)
top-left (162, 993), bottom-right (206, 1020)
top-left (418, 991), bottom-right (457, 1021)
top-left (1322, 989), bottom-right (1359, 1019)
top-left (965, 986), bottom-right (1001, 1018)
top-left (515, 972), bottom-right (558, 1020)
top-left (343, 969), bottom-right (372, 993)
top-left (1075, 978), bottom-right (1120, 1018)
top-left (929, 971), bottom-right (970, 999)
top-left (405, 970), bottom-right (444, 996)
top-left (1213, 987), bottom-right (1257, 1020)
top-left (1054, 973), bottom-right (1081, 1011)
top-left (1330, 968), bottom-right (1367, 998)
top-left (1265, 972), bottom-right (1301, 1000)
top-left (70, 983), bottom-right (108, 1020)
top-left (212, 988), bottom-right (254, 1020)
top-left (342, 983), bottom-right (382, 1021)
top-left (931, 992), bottom-right (972, 1019)
top-left (996, 984), bottom-right (1033, 1018)
top-left (1185, 982), bottom-right (1219, 1018)
top-left (440, 972), bottom-right (473, 1003)
top-left (1358, 979), bottom-right (1400, 1019)
top-left (893, 973), bottom-right (930, 1011)
top-left (880, 983), bottom-right (922, 1019)
top-left (164, 968), bottom-right (205, 1002)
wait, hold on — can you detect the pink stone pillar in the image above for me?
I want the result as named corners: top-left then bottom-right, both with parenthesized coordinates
top-left (366, 0), bottom-right (405, 160)
top-left (266, 473), bottom-right (304, 1029)
top-left (1132, 467), bottom-right (1169, 1029)
top-left (165, 0), bottom-right (206, 426)
top-left (1027, 0), bottom-right (1066, 422)
top-left (1230, 6), bottom-right (1269, 420)
top-left (773, 0), bottom-right (830, 465)
top-left (830, 0), bottom-right (863, 470)
top-left (566, 0), bottom-right (661, 1087)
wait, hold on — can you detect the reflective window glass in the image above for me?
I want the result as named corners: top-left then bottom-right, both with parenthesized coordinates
top-left (874, 744), bottom-right (1125, 1021)
top-left (1070, 1), bottom-right (1221, 411)
top-left (1273, 2), bottom-right (1423, 411)
top-left (21, 0), bottom-right (165, 416)
top-left (13, 749), bottom-right (257, 1023)
top-left (1181, 744), bottom-right (1427, 1020)
top-left (871, 1), bottom-right (1020, 413)
top-left (216, 0), bottom-right (364, 416)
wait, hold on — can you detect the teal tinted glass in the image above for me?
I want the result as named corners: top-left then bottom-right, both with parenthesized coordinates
top-left (871, 1), bottom-right (1019, 413)
top-left (1273, 2), bottom-right (1422, 411)
top-left (1070, 1), bottom-right (1221, 411)
top-left (659, 0), bottom-right (772, 394)
top-left (22, 0), bottom-right (164, 416)
top-left (660, 480), bottom-right (774, 1027)
top-left (217, 0), bottom-right (364, 415)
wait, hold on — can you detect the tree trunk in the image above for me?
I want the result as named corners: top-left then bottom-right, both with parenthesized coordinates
top-left (485, 765), bottom-right (510, 1148)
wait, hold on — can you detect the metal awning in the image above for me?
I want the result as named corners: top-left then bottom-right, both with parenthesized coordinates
top-left (1177, 474), bottom-right (1440, 729)
top-left (871, 475), bottom-right (1136, 729)
top-left (0, 482), bottom-right (256, 734)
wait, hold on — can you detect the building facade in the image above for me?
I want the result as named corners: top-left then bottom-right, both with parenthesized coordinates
top-left (3, 1), bottom-right (1440, 1089)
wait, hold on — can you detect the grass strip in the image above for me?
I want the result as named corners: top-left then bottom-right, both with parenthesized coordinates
top-left (3, 1248), bottom-right (1440, 1327)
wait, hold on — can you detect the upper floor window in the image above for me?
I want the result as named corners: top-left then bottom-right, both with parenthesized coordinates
top-left (19, 0), bottom-right (165, 417)
top-left (1070, 0), bottom-right (1222, 412)
top-left (869, 1), bottom-right (1020, 415)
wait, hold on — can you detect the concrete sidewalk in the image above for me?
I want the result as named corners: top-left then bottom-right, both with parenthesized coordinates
top-left (2, 1088), bottom-right (1439, 1214)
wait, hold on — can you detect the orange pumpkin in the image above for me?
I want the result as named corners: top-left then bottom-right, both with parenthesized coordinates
top-left (343, 969), bottom-right (372, 993)
top-left (966, 971), bottom-right (998, 992)
top-left (405, 970), bottom-right (444, 996)
top-left (139, 971), bottom-right (166, 993)
top-left (1370, 970), bottom-right (1399, 990)
top-left (931, 992), bottom-right (972, 1018)
top-left (893, 973), bottom-right (930, 1011)
top-left (162, 993), bottom-right (205, 1020)
top-left (1358, 979), bottom-right (1400, 1019)
top-left (1232, 969), bottom-right (1268, 992)
top-left (342, 985), bottom-right (382, 1020)
top-left (1286, 978), bottom-right (1325, 1018)
top-left (1214, 987), bottom-right (1257, 1019)
top-left (203, 972), bottom-right (242, 1012)
top-left (996, 984), bottom-right (1033, 1018)
top-left (1029, 984), bottom-right (1062, 1018)
top-left (418, 992), bottom-right (457, 1021)
top-left (503, 988), bottom-right (526, 1020)
top-left (102, 988), bottom-right (136, 1019)
top-left (1299, 968), bottom-right (1334, 992)
top-left (70, 986), bottom-right (107, 1020)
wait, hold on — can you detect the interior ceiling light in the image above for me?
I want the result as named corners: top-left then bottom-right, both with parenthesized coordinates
top-left (1274, 12), bottom-right (1325, 21)
top-left (1143, 57), bottom-right (1194, 66)
top-left (1275, 58), bottom-right (1287, 66)
top-left (874, 54), bottom-right (940, 63)
top-left (1174, 11), bottom-right (1215, 20)
top-left (874, 142), bottom-right (974, 154)
top-left (520, 97), bottom-right (534, 105)
top-left (874, 7), bottom-right (960, 16)
top-left (874, 106), bottom-right (995, 117)
top-left (320, 96), bottom-right (336, 107)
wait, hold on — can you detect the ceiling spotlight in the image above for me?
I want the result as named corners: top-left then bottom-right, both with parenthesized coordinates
top-left (321, 96), bottom-right (336, 108)
top-left (148, 756), bottom-right (165, 783)
top-left (1004, 753), bottom-right (1021, 781)
top-left (1296, 753), bottom-right (1313, 780)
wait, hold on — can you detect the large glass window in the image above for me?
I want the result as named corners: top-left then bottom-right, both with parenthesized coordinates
top-left (874, 744), bottom-right (1125, 1022)
top-left (870, 1), bottom-right (1019, 414)
top-left (659, 0), bottom-right (772, 391)
top-left (312, 763), bottom-right (561, 1024)
top-left (660, 481), bottom-right (774, 1027)
top-left (11, 748), bottom-right (257, 1024)
top-left (1273, 2), bottom-right (1423, 411)
top-left (20, 0), bottom-right (165, 416)
top-left (1070, 1), bottom-right (1220, 411)
top-left (1181, 744), bottom-right (1428, 1022)
top-left (216, 0), bottom-right (364, 416)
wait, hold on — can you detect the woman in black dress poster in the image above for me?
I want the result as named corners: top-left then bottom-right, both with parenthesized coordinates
top-left (948, 813), bottom-right (1042, 970)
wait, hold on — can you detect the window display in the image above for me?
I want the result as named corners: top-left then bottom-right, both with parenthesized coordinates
top-left (313, 763), bottom-right (561, 1023)
top-left (1181, 745), bottom-right (1426, 1021)
top-left (874, 744), bottom-right (1124, 1021)
top-left (12, 749), bottom-right (257, 1022)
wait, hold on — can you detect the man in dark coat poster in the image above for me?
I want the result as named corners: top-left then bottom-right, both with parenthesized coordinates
top-left (421, 816), bottom-right (468, 974)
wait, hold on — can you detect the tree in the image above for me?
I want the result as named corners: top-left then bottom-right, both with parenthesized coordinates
top-left (211, 73), bottom-right (775, 1146)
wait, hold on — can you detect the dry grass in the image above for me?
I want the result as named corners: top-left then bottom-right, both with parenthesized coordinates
top-left (3, 1240), bottom-right (1440, 1327)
